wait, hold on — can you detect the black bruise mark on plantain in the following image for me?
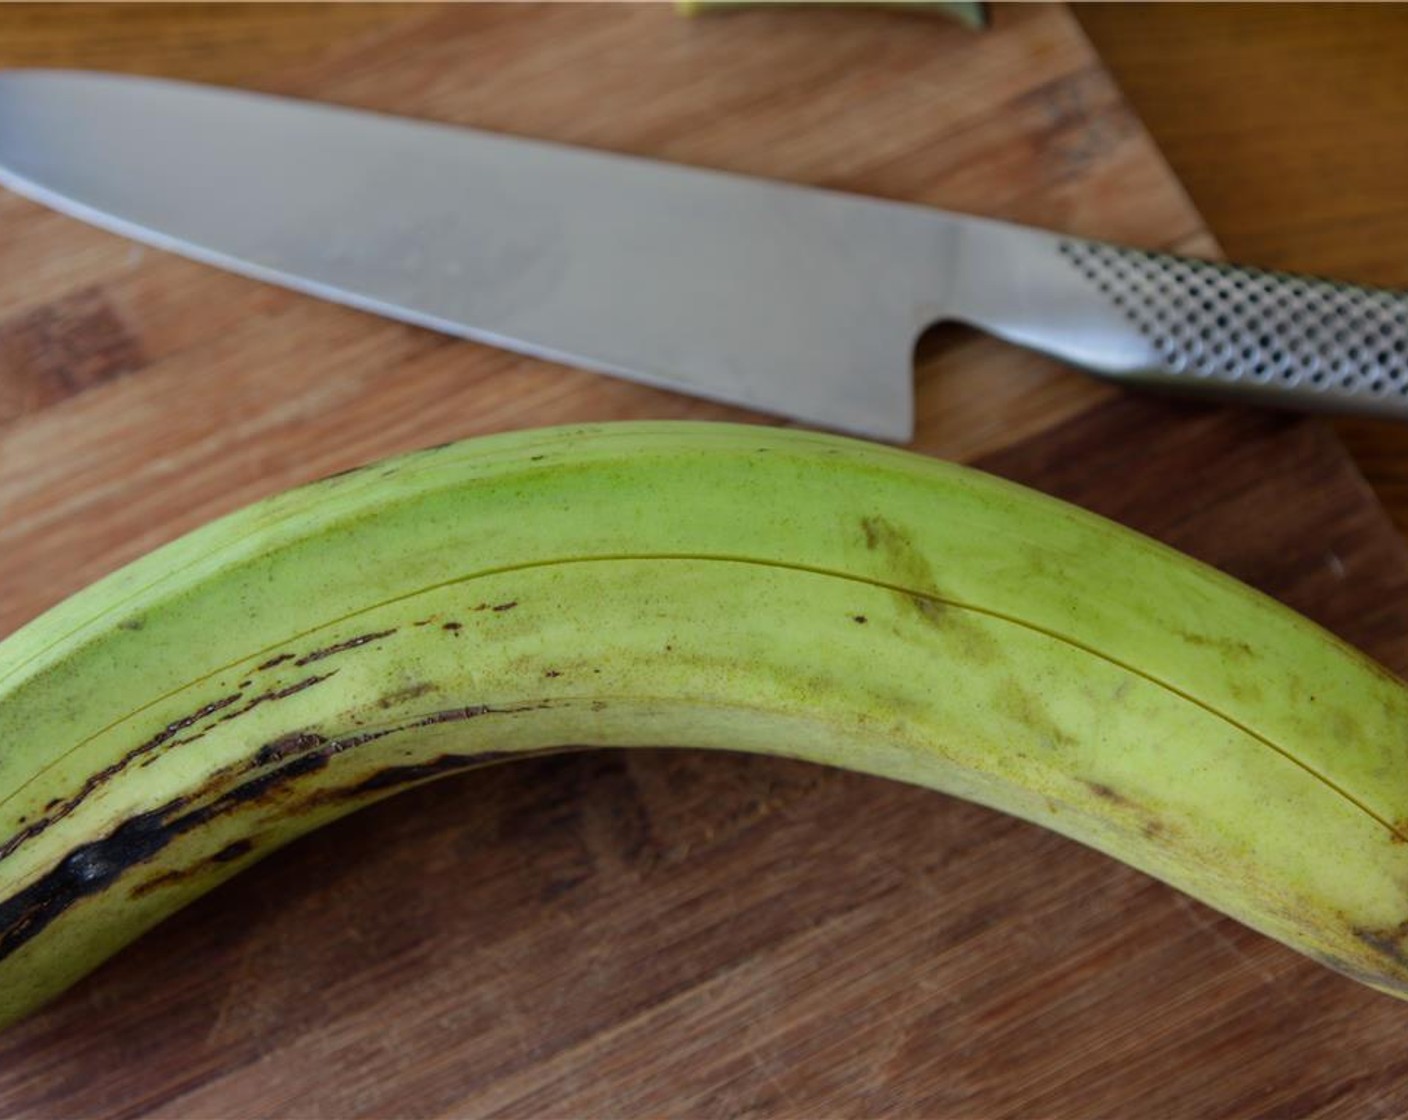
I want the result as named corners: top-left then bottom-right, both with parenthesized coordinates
top-left (212, 839), bottom-right (255, 863)
top-left (0, 673), bottom-right (339, 866)
top-left (0, 693), bottom-right (244, 863)
top-left (294, 629), bottom-right (397, 667)
top-left (0, 759), bottom-right (327, 958)
top-left (0, 802), bottom-right (186, 956)
top-left (0, 703), bottom-right (555, 961)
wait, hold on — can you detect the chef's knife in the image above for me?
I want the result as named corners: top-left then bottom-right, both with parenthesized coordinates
top-left (1, 70), bottom-right (1405, 442)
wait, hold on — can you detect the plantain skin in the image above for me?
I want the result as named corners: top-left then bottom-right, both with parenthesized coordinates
top-left (3, 420), bottom-right (1408, 1027)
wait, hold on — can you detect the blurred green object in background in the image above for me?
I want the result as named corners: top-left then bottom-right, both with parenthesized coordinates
top-left (677, 0), bottom-right (989, 31)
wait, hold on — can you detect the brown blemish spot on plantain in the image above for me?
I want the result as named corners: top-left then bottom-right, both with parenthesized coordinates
top-left (294, 629), bottom-right (397, 667)
top-left (860, 515), bottom-right (935, 587)
top-left (257, 653), bottom-right (296, 671)
top-left (860, 516), bottom-right (936, 588)
top-left (1077, 780), bottom-right (1179, 844)
top-left (545, 669), bottom-right (562, 678)
top-left (1224, 678), bottom-right (1266, 707)
top-left (962, 620), bottom-right (1013, 668)
top-left (862, 517), bottom-right (883, 551)
top-left (129, 839), bottom-right (256, 899)
top-left (994, 679), bottom-right (1075, 749)
top-left (1175, 629), bottom-right (1258, 661)
top-left (853, 615), bottom-right (867, 624)
top-left (1353, 920), bottom-right (1408, 973)
top-left (377, 682), bottom-right (436, 709)
top-left (252, 731), bottom-right (329, 769)
top-left (859, 515), bottom-right (953, 627)
top-left (135, 674), bottom-right (335, 763)
top-left (1082, 780), bottom-right (1135, 808)
top-left (118, 617), bottom-right (145, 632)
top-left (443, 622), bottom-right (462, 632)
top-left (328, 728), bottom-right (395, 751)
top-left (215, 673), bottom-right (334, 725)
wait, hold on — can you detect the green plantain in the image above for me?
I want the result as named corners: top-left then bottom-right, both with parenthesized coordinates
top-left (3, 420), bottom-right (1408, 1028)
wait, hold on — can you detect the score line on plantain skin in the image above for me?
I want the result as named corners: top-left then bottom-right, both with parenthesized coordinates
top-left (2, 551), bottom-right (1402, 869)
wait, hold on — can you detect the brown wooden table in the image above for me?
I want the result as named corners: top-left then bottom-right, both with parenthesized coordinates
top-left (3, 5), bottom-right (1408, 1117)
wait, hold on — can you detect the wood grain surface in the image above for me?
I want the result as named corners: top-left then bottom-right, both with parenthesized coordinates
top-left (2, 4), bottom-right (1408, 1117)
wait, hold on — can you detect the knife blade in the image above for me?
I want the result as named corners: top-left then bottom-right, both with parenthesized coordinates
top-left (1, 69), bottom-right (1406, 441)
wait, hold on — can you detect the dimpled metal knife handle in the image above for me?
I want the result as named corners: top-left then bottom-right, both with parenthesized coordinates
top-left (1061, 239), bottom-right (1408, 411)
top-left (957, 223), bottom-right (1408, 419)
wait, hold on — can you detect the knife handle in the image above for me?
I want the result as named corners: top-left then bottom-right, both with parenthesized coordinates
top-left (960, 230), bottom-right (1408, 419)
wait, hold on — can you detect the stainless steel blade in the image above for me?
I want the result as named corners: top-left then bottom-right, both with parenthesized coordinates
top-left (0, 70), bottom-right (976, 441)
top-left (9, 71), bottom-right (1408, 436)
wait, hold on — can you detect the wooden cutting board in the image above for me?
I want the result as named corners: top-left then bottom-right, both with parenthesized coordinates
top-left (4, 5), bottom-right (1408, 1116)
